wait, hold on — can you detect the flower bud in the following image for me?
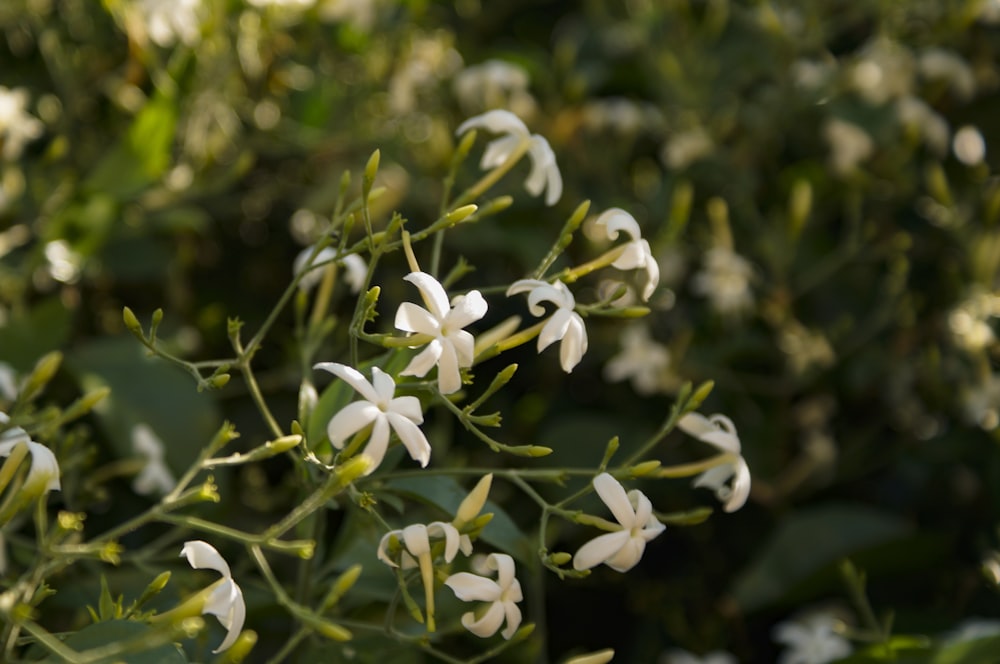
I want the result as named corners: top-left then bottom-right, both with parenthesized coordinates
top-left (334, 456), bottom-right (371, 486)
top-left (454, 474), bottom-right (492, 529)
top-left (685, 380), bottom-right (715, 413)
top-left (303, 614), bottom-right (353, 641)
top-left (100, 541), bottom-right (123, 565)
top-left (217, 630), bottom-right (257, 663)
top-left (123, 306), bottom-right (143, 337)
top-left (478, 195), bottom-right (514, 216)
top-left (563, 648), bottom-right (615, 664)
top-left (63, 387), bottom-right (111, 420)
top-left (629, 460), bottom-right (661, 477)
top-left (548, 552), bottom-right (572, 566)
top-left (0, 442), bottom-right (29, 495)
top-left (209, 374), bottom-right (231, 390)
top-left (150, 308), bottom-right (164, 339)
top-left (363, 149), bottom-right (380, 197)
top-left (788, 178), bottom-right (812, 238)
top-left (323, 564), bottom-right (362, 610)
top-left (56, 511), bottom-right (85, 532)
top-left (134, 571), bottom-right (172, 609)
top-left (444, 204), bottom-right (478, 225)
top-left (20, 351), bottom-right (62, 402)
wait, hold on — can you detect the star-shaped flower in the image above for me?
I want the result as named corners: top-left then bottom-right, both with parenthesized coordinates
top-left (457, 109), bottom-right (563, 206)
top-left (0, 411), bottom-right (60, 494)
top-left (572, 473), bottom-right (665, 573)
top-left (445, 552), bottom-right (524, 640)
top-left (773, 613), bottom-right (852, 664)
top-left (677, 412), bottom-right (751, 513)
top-left (131, 423), bottom-right (176, 496)
top-left (180, 540), bottom-right (246, 653)
top-left (314, 362), bottom-right (430, 473)
top-left (507, 279), bottom-right (588, 372)
top-left (594, 208), bottom-right (659, 301)
top-left (294, 246), bottom-right (367, 294)
top-left (394, 272), bottom-right (488, 395)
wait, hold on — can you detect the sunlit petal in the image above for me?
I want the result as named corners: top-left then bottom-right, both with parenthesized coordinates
top-left (394, 302), bottom-right (440, 335)
top-left (572, 530), bottom-right (631, 571)
top-left (180, 540), bottom-right (232, 578)
top-left (314, 362), bottom-right (381, 404)
top-left (436, 340), bottom-right (462, 394)
top-left (387, 413), bottom-right (431, 467)
top-left (400, 341), bottom-right (442, 378)
top-left (500, 600), bottom-right (523, 639)
top-left (404, 272), bottom-right (451, 320)
top-left (447, 290), bottom-right (488, 329)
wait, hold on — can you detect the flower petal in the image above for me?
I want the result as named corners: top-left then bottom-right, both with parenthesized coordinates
top-left (593, 473), bottom-right (636, 528)
top-left (400, 341), bottom-right (443, 379)
top-left (448, 329), bottom-right (476, 368)
top-left (558, 315), bottom-right (587, 373)
top-left (457, 109), bottom-right (530, 139)
top-left (401, 524), bottom-right (431, 557)
top-left (404, 272), bottom-right (451, 320)
top-left (386, 412), bottom-right (431, 467)
top-left (461, 601), bottom-right (505, 638)
top-left (370, 367), bottom-right (396, 404)
top-left (326, 401), bottom-right (379, 449)
top-left (394, 302), bottom-right (441, 335)
top-left (481, 134), bottom-right (521, 169)
top-left (377, 530), bottom-right (402, 568)
top-left (447, 290), bottom-right (488, 329)
top-left (487, 553), bottom-right (517, 590)
top-left (596, 208), bottom-right (641, 242)
top-left (180, 540), bottom-right (232, 579)
top-left (603, 537), bottom-right (646, 573)
top-left (527, 282), bottom-right (572, 316)
top-left (526, 135), bottom-right (562, 206)
top-left (427, 521), bottom-right (461, 562)
top-left (314, 362), bottom-right (381, 404)
top-left (435, 340), bottom-right (462, 394)
top-left (24, 441), bottom-right (61, 493)
top-left (360, 416), bottom-right (390, 474)
top-left (677, 412), bottom-right (716, 439)
top-left (500, 600), bottom-right (523, 639)
top-left (506, 279), bottom-right (547, 299)
top-left (723, 458), bottom-right (751, 513)
top-left (572, 530), bottom-right (631, 571)
top-left (204, 579), bottom-right (246, 653)
top-left (389, 395), bottom-right (423, 423)
top-left (537, 309), bottom-right (571, 353)
top-left (340, 254), bottom-right (367, 294)
top-left (445, 572), bottom-right (502, 602)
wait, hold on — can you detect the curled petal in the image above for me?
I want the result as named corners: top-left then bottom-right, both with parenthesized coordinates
top-left (204, 579), bottom-right (246, 653)
top-left (628, 489), bottom-right (653, 527)
top-left (404, 272), bottom-right (451, 320)
top-left (377, 530), bottom-right (403, 567)
top-left (595, 208), bottom-right (641, 242)
top-left (488, 553), bottom-right (517, 591)
top-left (677, 412), bottom-right (716, 439)
top-left (457, 109), bottom-right (530, 140)
top-left (501, 600), bottom-right (523, 639)
top-left (22, 442), bottom-right (61, 493)
top-left (180, 540), bottom-right (232, 579)
top-left (325, 401), bottom-right (379, 449)
top-left (314, 362), bottom-right (381, 405)
top-left (445, 572), bottom-right (502, 602)
top-left (446, 290), bottom-right (488, 329)
top-left (340, 254), bottom-right (368, 294)
top-left (461, 600), bottom-right (506, 638)
top-left (481, 134), bottom-right (521, 169)
top-left (294, 246), bottom-right (339, 291)
top-left (506, 279), bottom-right (547, 299)
top-left (538, 309), bottom-right (573, 353)
top-left (593, 473), bottom-right (636, 528)
top-left (525, 136), bottom-right (562, 206)
top-left (426, 521), bottom-right (461, 561)
top-left (693, 463), bottom-right (736, 493)
top-left (527, 282), bottom-right (573, 316)
top-left (401, 524), bottom-right (431, 557)
top-left (610, 241), bottom-right (648, 271)
top-left (724, 458), bottom-right (752, 513)
top-left (386, 413), bottom-right (431, 467)
top-left (395, 302), bottom-right (441, 336)
top-left (559, 316), bottom-right (587, 373)
top-left (361, 416), bottom-right (391, 474)
top-left (401, 340), bottom-right (443, 379)
top-left (638, 243), bottom-right (659, 301)
top-left (572, 530), bottom-right (631, 571)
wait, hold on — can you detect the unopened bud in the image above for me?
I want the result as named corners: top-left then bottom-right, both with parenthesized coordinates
top-left (609, 306), bottom-right (651, 318)
top-left (511, 623), bottom-right (535, 641)
top-left (685, 380), bottom-right (715, 413)
top-left (21, 351), bottom-right (62, 401)
top-left (363, 149), bottom-right (380, 196)
top-left (629, 460), bottom-right (661, 477)
top-left (64, 387), bottom-right (111, 419)
top-left (453, 129), bottom-right (477, 165)
top-left (505, 445), bottom-right (552, 457)
top-left (135, 571), bottom-right (172, 608)
top-left (218, 630), bottom-right (258, 663)
top-left (123, 306), bottom-right (142, 336)
top-left (335, 456), bottom-right (371, 486)
top-left (788, 179), bottom-right (812, 238)
top-left (479, 195), bottom-right (514, 216)
top-left (548, 552), bottom-right (572, 566)
top-left (454, 474), bottom-right (493, 528)
top-left (0, 441), bottom-right (29, 495)
top-left (444, 204), bottom-right (478, 225)
top-left (56, 511), bottom-right (85, 532)
top-left (100, 541), bottom-right (123, 565)
top-left (563, 648), bottom-right (615, 664)
top-left (209, 374), bottom-right (231, 389)
top-left (324, 564), bottom-right (362, 609)
top-left (305, 615), bottom-right (353, 642)
top-left (150, 308), bottom-right (164, 339)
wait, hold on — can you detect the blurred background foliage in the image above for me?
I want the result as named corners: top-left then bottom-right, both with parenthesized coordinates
top-left (2, 0), bottom-right (1000, 662)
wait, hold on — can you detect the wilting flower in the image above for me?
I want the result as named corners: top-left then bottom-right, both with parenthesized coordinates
top-left (604, 324), bottom-right (672, 396)
top-left (378, 521), bottom-right (468, 632)
top-left (131, 424), bottom-right (176, 496)
top-left (179, 540), bottom-right (246, 653)
top-left (677, 413), bottom-right (751, 513)
top-left (772, 613), bottom-right (852, 664)
top-left (573, 473), bottom-right (665, 572)
top-left (0, 412), bottom-right (60, 494)
top-left (445, 552), bottom-right (523, 639)
top-left (457, 109), bottom-right (562, 206)
top-left (394, 272), bottom-right (488, 395)
top-left (506, 279), bottom-right (587, 372)
top-left (314, 363), bottom-right (430, 473)
top-left (594, 208), bottom-right (659, 301)
top-left (0, 87), bottom-right (43, 161)
top-left (294, 246), bottom-right (367, 293)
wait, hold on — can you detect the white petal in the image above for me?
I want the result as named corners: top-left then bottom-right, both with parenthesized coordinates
top-left (314, 362), bottom-right (381, 404)
top-left (204, 579), bottom-right (246, 653)
top-left (595, 208), bottom-right (641, 242)
top-left (448, 329), bottom-right (476, 368)
top-left (340, 254), bottom-right (367, 294)
top-left (427, 521), bottom-right (461, 562)
top-left (559, 315), bottom-right (587, 373)
top-left (445, 572), bottom-right (502, 602)
top-left (388, 395), bottom-right (423, 423)
top-left (639, 241), bottom-right (659, 301)
top-left (457, 109), bottom-right (530, 139)
top-left (386, 412), bottom-right (431, 467)
top-left (593, 473), bottom-right (636, 528)
top-left (723, 458), bottom-right (751, 513)
top-left (481, 135), bottom-right (521, 169)
top-left (610, 241), bottom-right (646, 271)
top-left (400, 341), bottom-right (443, 379)
top-left (506, 279), bottom-right (547, 299)
top-left (537, 309), bottom-right (571, 353)
top-left (693, 463), bottom-right (736, 493)
top-left (370, 367), bottom-right (397, 404)
top-left (377, 530), bottom-right (403, 568)
top-left (294, 246), bottom-right (338, 291)
top-left (461, 601), bottom-right (505, 638)
top-left (603, 536), bottom-right (646, 572)
top-left (572, 530), bottom-right (631, 571)
top-left (24, 442), bottom-right (61, 493)
top-left (326, 401), bottom-right (379, 449)
top-left (133, 459), bottom-right (176, 496)
top-left (677, 412), bottom-right (716, 439)
top-left (488, 553), bottom-right (517, 590)
top-left (525, 135), bottom-right (562, 206)
top-left (180, 540), bottom-right (232, 579)
top-left (401, 524), bottom-right (431, 557)
top-left (447, 290), bottom-right (488, 329)
top-left (435, 340), bottom-right (462, 394)
top-left (500, 600), bottom-right (523, 639)
top-left (131, 424), bottom-right (166, 461)
top-left (404, 272), bottom-right (451, 320)
top-left (394, 302), bottom-right (441, 335)
top-left (360, 416), bottom-right (390, 474)
top-left (527, 282), bottom-right (572, 316)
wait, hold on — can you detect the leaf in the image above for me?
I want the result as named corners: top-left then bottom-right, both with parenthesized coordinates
top-left (384, 475), bottom-right (534, 563)
top-left (732, 504), bottom-right (910, 612)
top-left (932, 634), bottom-right (1000, 664)
top-left (0, 298), bottom-right (73, 371)
top-left (35, 620), bottom-right (188, 663)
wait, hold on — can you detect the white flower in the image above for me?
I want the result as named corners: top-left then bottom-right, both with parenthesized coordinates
top-left (179, 540), bottom-right (246, 653)
top-left (953, 125), bottom-right (986, 166)
top-left (294, 246), bottom-right (367, 293)
top-left (506, 279), bottom-right (588, 372)
top-left (660, 128), bottom-right (713, 170)
top-left (453, 60), bottom-right (536, 118)
top-left (377, 521), bottom-right (466, 569)
top-left (0, 412), bottom-right (60, 493)
top-left (0, 363), bottom-right (18, 401)
top-left (0, 87), bottom-right (43, 161)
top-left (661, 649), bottom-right (738, 664)
top-left (131, 424), bottom-right (176, 496)
top-left (773, 613), bottom-right (852, 664)
top-left (604, 324), bottom-right (672, 396)
top-left (135, 0), bottom-right (202, 47)
top-left (313, 362), bottom-right (430, 473)
top-left (691, 247), bottom-right (755, 317)
top-left (445, 552), bottom-right (524, 640)
top-left (677, 413), bottom-right (751, 513)
top-left (394, 272), bottom-right (488, 395)
top-left (572, 473), bottom-right (665, 573)
top-left (457, 109), bottom-right (562, 206)
top-left (594, 208), bottom-right (659, 301)
top-left (824, 118), bottom-right (873, 175)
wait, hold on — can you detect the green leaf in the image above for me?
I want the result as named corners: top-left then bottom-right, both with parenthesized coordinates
top-left (732, 504), bottom-right (910, 611)
top-left (0, 298), bottom-right (73, 372)
top-left (36, 620), bottom-right (187, 663)
top-left (932, 634), bottom-right (1000, 664)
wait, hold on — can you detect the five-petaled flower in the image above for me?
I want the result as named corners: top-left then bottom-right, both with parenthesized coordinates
top-left (445, 552), bottom-right (524, 640)
top-left (457, 109), bottom-right (563, 206)
top-left (180, 540), bottom-right (246, 653)
top-left (507, 278), bottom-right (588, 372)
top-left (594, 208), bottom-right (660, 301)
top-left (572, 473), bottom-right (665, 572)
top-left (772, 612), bottom-right (852, 664)
top-left (314, 362), bottom-right (430, 474)
top-left (395, 271), bottom-right (488, 395)
top-left (378, 521), bottom-right (469, 632)
top-left (0, 411), bottom-right (60, 495)
top-left (677, 412), bottom-right (751, 513)
top-left (294, 246), bottom-right (366, 294)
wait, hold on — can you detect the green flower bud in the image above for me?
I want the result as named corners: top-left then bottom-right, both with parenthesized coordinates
top-left (122, 306), bottom-right (142, 336)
